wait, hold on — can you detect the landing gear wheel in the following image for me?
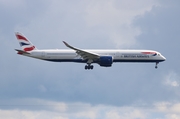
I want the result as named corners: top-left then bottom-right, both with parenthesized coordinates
top-left (87, 65), bottom-right (90, 70)
top-left (85, 65), bottom-right (94, 70)
top-left (90, 65), bottom-right (94, 69)
top-left (85, 65), bottom-right (88, 70)
top-left (155, 62), bottom-right (159, 69)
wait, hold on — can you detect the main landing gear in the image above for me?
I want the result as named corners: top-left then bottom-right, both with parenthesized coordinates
top-left (85, 59), bottom-right (94, 70)
top-left (85, 64), bottom-right (94, 70)
top-left (155, 62), bottom-right (159, 69)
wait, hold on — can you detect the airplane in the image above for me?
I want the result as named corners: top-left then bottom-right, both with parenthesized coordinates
top-left (15, 32), bottom-right (166, 70)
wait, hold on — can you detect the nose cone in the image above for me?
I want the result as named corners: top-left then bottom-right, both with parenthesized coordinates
top-left (161, 55), bottom-right (166, 61)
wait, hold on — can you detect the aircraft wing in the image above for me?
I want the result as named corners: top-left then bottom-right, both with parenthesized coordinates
top-left (63, 41), bottom-right (100, 61)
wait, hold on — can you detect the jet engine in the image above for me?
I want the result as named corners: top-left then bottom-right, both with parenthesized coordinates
top-left (98, 56), bottom-right (113, 67)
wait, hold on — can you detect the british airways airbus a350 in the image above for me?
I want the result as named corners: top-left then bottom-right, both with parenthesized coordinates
top-left (15, 32), bottom-right (166, 70)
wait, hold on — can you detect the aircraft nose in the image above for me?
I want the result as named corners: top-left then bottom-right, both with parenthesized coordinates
top-left (162, 55), bottom-right (166, 61)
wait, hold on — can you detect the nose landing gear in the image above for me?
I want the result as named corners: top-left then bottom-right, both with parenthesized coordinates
top-left (155, 62), bottom-right (159, 69)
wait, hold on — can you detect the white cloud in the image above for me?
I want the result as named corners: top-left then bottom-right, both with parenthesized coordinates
top-left (85, 0), bottom-right (160, 48)
top-left (0, 110), bottom-right (68, 119)
top-left (105, 107), bottom-right (146, 119)
top-left (75, 110), bottom-right (97, 119)
top-left (165, 114), bottom-right (180, 119)
top-left (85, 0), bottom-right (159, 27)
top-left (105, 110), bottom-right (121, 119)
top-left (154, 102), bottom-right (180, 119)
top-left (2, 98), bottom-right (180, 119)
top-left (2, 99), bottom-right (180, 119)
top-left (14, 0), bottom-right (160, 49)
top-left (154, 102), bottom-right (170, 112)
top-left (164, 71), bottom-right (180, 87)
top-left (171, 103), bottom-right (180, 113)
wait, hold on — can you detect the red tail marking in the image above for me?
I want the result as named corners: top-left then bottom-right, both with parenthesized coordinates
top-left (16, 34), bottom-right (28, 41)
top-left (17, 52), bottom-right (23, 55)
top-left (24, 46), bottom-right (35, 51)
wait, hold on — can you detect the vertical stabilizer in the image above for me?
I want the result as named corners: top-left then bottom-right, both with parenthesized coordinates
top-left (15, 32), bottom-right (37, 51)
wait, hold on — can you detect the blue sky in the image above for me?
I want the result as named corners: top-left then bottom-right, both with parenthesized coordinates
top-left (1, 0), bottom-right (180, 119)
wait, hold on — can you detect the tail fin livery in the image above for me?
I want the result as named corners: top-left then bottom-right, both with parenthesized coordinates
top-left (15, 32), bottom-right (37, 51)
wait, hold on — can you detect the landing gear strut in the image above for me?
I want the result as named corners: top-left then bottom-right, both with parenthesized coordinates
top-left (85, 64), bottom-right (94, 70)
top-left (155, 62), bottom-right (159, 69)
top-left (85, 59), bottom-right (94, 70)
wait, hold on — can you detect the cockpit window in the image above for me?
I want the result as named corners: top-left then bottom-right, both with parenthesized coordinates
top-left (152, 53), bottom-right (157, 56)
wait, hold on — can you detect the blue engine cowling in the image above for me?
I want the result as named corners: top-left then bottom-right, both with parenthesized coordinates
top-left (98, 56), bottom-right (113, 67)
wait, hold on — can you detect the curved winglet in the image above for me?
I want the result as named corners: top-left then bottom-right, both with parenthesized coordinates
top-left (63, 41), bottom-right (78, 51)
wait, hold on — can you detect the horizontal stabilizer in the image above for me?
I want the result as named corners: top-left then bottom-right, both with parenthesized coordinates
top-left (15, 49), bottom-right (30, 55)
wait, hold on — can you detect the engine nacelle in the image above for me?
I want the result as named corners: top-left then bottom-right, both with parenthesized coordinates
top-left (98, 56), bottom-right (113, 67)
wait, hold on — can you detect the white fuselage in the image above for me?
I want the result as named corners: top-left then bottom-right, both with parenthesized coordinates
top-left (22, 49), bottom-right (166, 64)
top-left (15, 32), bottom-right (166, 69)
